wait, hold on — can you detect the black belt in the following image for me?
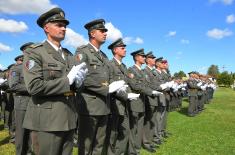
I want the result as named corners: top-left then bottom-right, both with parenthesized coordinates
top-left (15, 93), bottom-right (30, 96)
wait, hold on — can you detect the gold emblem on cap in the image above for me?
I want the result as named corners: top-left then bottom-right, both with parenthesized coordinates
top-left (60, 12), bottom-right (64, 17)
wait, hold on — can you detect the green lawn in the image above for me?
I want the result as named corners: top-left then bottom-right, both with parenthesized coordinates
top-left (1, 88), bottom-right (235, 155)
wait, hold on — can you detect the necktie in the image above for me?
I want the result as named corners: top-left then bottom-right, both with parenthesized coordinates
top-left (58, 49), bottom-right (65, 60)
top-left (98, 51), bottom-right (103, 60)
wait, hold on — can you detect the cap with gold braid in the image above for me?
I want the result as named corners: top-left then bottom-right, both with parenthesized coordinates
top-left (37, 7), bottom-right (69, 28)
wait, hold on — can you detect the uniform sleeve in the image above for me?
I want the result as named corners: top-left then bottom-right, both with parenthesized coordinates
top-left (9, 66), bottom-right (28, 93)
top-left (23, 50), bottom-right (71, 96)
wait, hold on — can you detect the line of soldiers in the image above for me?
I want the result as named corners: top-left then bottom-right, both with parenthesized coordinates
top-left (187, 72), bottom-right (216, 117)
top-left (0, 7), bottom-right (216, 155)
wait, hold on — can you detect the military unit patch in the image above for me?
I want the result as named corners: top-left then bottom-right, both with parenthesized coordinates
top-left (76, 54), bottom-right (83, 62)
top-left (128, 73), bottom-right (134, 79)
top-left (25, 60), bottom-right (35, 70)
top-left (11, 71), bottom-right (16, 77)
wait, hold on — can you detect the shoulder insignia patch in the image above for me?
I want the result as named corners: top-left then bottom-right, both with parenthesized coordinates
top-left (128, 73), bottom-right (134, 79)
top-left (11, 71), bottom-right (16, 77)
top-left (76, 54), bottom-right (84, 62)
top-left (25, 60), bottom-right (35, 70)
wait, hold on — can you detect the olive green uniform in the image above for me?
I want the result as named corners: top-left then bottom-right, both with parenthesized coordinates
top-left (9, 63), bottom-right (32, 155)
top-left (127, 65), bottom-right (153, 155)
top-left (75, 43), bottom-right (112, 155)
top-left (142, 66), bottom-right (161, 150)
top-left (23, 41), bottom-right (78, 155)
top-left (187, 78), bottom-right (200, 116)
top-left (107, 58), bottom-right (130, 155)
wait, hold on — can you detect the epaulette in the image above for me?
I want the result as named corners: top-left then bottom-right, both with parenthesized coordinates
top-left (78, 45), bottom-right (87, 49)
top-left (30, 43), bottom-right (43, 49)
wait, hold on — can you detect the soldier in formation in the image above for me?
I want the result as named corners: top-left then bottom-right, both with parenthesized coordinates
top-left (0, 7), bottom-right (217, 155)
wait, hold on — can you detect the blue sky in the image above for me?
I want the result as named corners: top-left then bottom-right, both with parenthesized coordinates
top-left (0, 0), bottom-right (235, 75)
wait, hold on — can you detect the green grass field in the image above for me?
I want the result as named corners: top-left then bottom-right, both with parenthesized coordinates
top-left (1, 87), bottom-right (235, 155)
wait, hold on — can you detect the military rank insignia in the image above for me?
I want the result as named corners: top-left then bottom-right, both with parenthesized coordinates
top-left (25, 60), bottom-right (35, 70)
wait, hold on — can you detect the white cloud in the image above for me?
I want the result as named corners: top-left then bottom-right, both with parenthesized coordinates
top-left (0, 18), bottom-right (28, 33)
top-left (133, 37), bottom-right (144, 44)
top-left (209, 0), bottom-right (234, 5)
top-left (64, 28), bottom-right (88, 48)
top-left (0, 42), bottom-right (12, 52)
top-left (180, 39), bottom-right (190, 44)
top-left (226, 14), bottom-right (235, 24)
top-left (123, 37), bottom-right (144, 45)
top-left (0, 64), bottom-right (5, 70)
top-left (206, 28), bottom-right (233, 39)
top-left (105, 22), bottom-right (144, 44)
top-left (0, 0), bottom-right (57, 14)
top-left (105, 22), bottom-right (123, 41)
top-left (167, 31), bottom-right (176, 37)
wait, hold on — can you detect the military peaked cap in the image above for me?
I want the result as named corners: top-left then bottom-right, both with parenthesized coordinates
top-left (37, 7), bottom-right (69, 28)
top-left (131, 48), bottom-right (145, 57)
top-left (188, 71), bottom-right (198, 75)
top-left (108, 38), bottom-right (126, 50)
top-left (84, 19), bottom-right (108, 32)
top-left (14, 55), bottom-right (24, 61)
top-left (20, 42), bottom-right (34, 51)
top-left (146, 51), bottom-right (156, 58)
top-left (155, 57), bottom-right (163, 62)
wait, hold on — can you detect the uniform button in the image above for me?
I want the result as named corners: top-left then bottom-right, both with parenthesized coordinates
top-left (37, 104), bottom-right (40, 107)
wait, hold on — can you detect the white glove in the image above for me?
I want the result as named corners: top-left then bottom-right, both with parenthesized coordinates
top-left (109, 80), bottom-right (125, 93)
top-left (200, 85), bottom-right (206, 91)
top-left (160, 83), bottom-right (168, 90)
top-left (152, 90), bottom-right (163, 96)
top-left (75, 68), bottom-right (88, 88)
top-left (67, 62), bottom-right (87, 85)
top-left (128, 93), bottom-right (140, 100)
top-left (0, 78), bottom-right (7, 85)
top-left (117, 84), bottom-right (128, 93)
top-left (167, 81), bottom-right (175, 88)
top-left (197, 82), bottom-right (202, 87)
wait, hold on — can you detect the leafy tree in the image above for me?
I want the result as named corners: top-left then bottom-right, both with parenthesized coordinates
top-left (207, 65), bottom-right (219, 78)
top-left (174, 70), bottom-right (186, 78)
top-left (232, 72), bottom-right (235, 80)
top-left (217, 71), bottom-right (233, 87)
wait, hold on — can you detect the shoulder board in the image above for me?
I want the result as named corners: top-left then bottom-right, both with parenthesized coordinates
top-left (30, 43), bottom-right (43, 49)
top-left (78, 45), bottom-right (87, 49)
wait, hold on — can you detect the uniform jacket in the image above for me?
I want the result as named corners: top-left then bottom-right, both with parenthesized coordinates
top-left (187, 78), bottom-right (200, 97)
top-left (143, 66), bottom-right (161, 107)
top-left (127, 65), bottom-right (152, 112)
top-left (109, 58), bottom-right (130, 115)
top-left (75, 43), bottom-right (112, 115)
top-left (23, 41), bottom-right (77, 131)
top-left (9, 64), bottom-right (30, 110)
